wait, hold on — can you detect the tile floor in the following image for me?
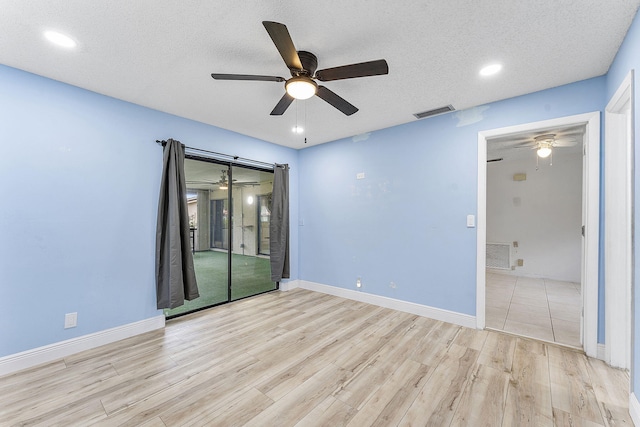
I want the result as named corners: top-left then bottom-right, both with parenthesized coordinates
top-left (486, 272), bottom-right (581, 347)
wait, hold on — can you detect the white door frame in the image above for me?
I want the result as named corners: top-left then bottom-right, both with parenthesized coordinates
top-left (604, 71), bottom-right (634, 370)
top-left (476, 112), bottom-right (601, 359)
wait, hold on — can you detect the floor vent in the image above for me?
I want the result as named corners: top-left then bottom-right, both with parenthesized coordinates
top-left (413, 105), bottom-right (455, 119)
top-left (486, 243), bottom-right (511, 270)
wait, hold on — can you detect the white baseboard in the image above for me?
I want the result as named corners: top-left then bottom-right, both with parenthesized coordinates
top-left (298, 280), bottom-right (476, 329)
top-left (486, 268), bottom-right (580, 284)
top-left (597, 343), bottom-right (606, 361)
top-left (630, 392), bottom-right (640, 426)
top-left (279, 279), bottom-right (301, 292)
top-left (0, 315), bottom-right (165, 377)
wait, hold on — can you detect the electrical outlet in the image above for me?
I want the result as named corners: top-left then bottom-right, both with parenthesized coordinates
top-left (389, 281), bottom-right (397, 289)
top-left (64, 312), bottom-right (77, 329)
top-left (356, 172), bottom-right (365, 180)
top-left (356, 278), bottom-right (362, 288)
top-left (517, 259), bottom-right (524, 267)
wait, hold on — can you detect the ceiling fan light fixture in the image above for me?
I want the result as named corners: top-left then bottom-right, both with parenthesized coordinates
top-left (537, 144), bottom-right (552, 158)
top-left (285, 76), bottom-right (317, 100)
top-left (219, 184), bottom-right (228, 190)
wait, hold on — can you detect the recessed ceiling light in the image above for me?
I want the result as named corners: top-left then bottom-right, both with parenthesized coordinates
top-left (292, 126), bottom-right (304, 134)
top-left (44, 31), bottom-right (77, 49)
top-left (479, 63), bottom-right (502, 77)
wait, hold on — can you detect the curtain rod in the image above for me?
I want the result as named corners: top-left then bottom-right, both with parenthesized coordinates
top-left (155, 140), bottom-right (284, 170)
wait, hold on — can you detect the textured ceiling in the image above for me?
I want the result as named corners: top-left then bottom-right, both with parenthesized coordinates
top-left (1, 1), bottom-right (638, 148)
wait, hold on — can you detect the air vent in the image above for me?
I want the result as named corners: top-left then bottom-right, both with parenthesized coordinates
top-left (413, 105), bottom-right (455, 119)
top-left (486, 243), bottom-right (511, 270)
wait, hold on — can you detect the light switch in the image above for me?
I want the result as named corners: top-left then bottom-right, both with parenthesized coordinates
top-left (466, 215), bottom-right (475, 228)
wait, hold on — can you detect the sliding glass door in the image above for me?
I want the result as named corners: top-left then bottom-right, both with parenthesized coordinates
top-left (230, 165), bottom-right (275, 300)
top-left (164, 158), bottom-right (276, 318)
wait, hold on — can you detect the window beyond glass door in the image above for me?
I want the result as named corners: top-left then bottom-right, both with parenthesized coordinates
top-left (257, 195), bottom-right (271, 255)
top-left (210, 199), bottom-right (229, 250)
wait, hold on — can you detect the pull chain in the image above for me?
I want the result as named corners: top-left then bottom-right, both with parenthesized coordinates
top-left (294, 99), bottom-right (308, 144)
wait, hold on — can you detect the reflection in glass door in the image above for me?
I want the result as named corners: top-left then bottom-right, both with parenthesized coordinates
top-left (164, 158), bottom-right (276, 318)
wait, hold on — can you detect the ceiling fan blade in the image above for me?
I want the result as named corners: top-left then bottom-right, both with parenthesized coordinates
top-left (262, 21), bottom-right (303, 71)
top-left (316, 86), bottom-right (358, 116)
top-left (211, 73), bottom-right (285, 82)
top-left (315, 59), bottom-right (389, 81)
top-left (512, 142), bottom-right (537, 148)
top-left (270, 93), bottom-right (295, 115)
top-left (487, 158), bottom-right (503, 163)
top-left (554, 138), bottom-right (578, 147)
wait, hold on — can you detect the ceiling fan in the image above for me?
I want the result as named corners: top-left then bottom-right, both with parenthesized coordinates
top-left (211, 21), bottom-right (389, 116)
top-left (187, 170), bottom-right (259, 190)
top-left (513, 133), bottom-right (578, 158)
top-left (215, 170), bottom-right (232, 189)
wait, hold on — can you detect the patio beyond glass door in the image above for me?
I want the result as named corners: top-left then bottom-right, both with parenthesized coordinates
top-left (164, 159), bottom-right (276, 318)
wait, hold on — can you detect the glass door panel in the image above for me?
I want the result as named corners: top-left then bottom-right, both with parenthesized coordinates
top-left (164, 159), bottom-right (230, 317)
top-left (230, 165), bottom-right (276, 300)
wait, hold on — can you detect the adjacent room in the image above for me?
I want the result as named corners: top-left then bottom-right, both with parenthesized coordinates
top-left (2, 1), bottom-right (640, 425)
top-left (485, 125), bottom-right (585, 347)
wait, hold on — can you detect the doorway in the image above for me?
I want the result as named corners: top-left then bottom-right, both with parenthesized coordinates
top-left (484, 124), bottom-right (585, 347)
top-left (165, 158), bottom-right (277, 317)
top-left (476, 112), bottom-right (601, 358)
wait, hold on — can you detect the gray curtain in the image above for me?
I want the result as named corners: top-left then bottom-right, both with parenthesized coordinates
top-left (270, 164), bottom-right (290, 282)
top-left (155, 139), bottom-right (199, 309)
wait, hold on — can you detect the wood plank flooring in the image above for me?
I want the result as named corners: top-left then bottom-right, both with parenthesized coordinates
top-left (0, 289), bottom-right (631, 426)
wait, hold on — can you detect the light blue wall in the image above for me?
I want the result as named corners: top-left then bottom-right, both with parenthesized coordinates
top-left (606, 9), bottom-right (640, 394)
top-left (0, 65), bottom-right (298, 358)
top-left (3, 9), bottom-right (638, 368)
top-left (299, 77), bottom-right (605, 316)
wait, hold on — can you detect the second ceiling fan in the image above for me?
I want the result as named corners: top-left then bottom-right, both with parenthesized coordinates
top-left (211, 21), bottom-right (389, 116)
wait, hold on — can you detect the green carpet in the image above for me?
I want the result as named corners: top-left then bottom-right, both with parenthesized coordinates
top-left (164, 250), bottom-right (275, 317)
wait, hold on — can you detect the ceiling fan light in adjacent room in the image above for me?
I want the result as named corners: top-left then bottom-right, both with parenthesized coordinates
top-left (285, 76), bottom-right (317, 100)
top-left (537, 146), bottom-right (552, 158)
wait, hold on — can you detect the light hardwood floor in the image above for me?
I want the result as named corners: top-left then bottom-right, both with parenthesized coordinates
top-left (0, 289), bottom-right (631, 426)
